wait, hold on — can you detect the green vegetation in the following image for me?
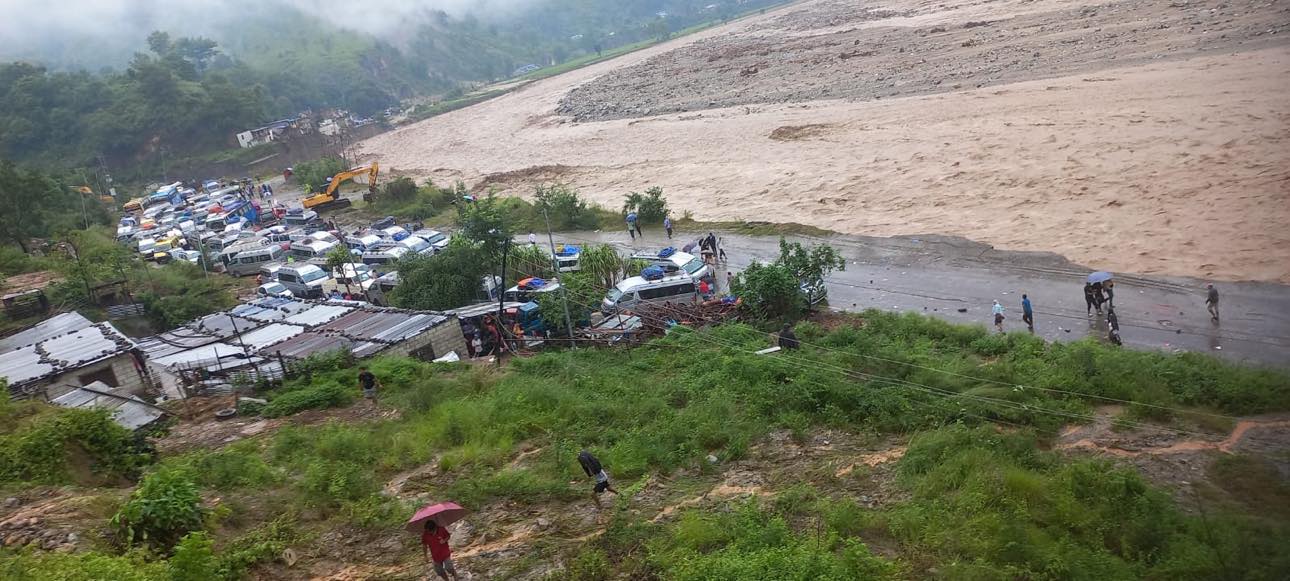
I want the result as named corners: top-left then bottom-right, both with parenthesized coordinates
top-left (393, 240), bottom-right (494, 311)
top-left (0, 161), bottom-right (112, 253)
top-left (290, 157), bottom-right (346, 194)
top-left (0, 397), bottom-right (145, 485)
top-left (2, 308), bottom-right (1287, 577)
top-left (111, 468), bottom-right (207, 551)
top-left (733, 262), bottom-right (804, 321)
top-left (535, 184), bottom-right (605, 231)
top-left (623, 186), bottom-right (670, 224)
top-left (135, 262), bottom-right (239, 330)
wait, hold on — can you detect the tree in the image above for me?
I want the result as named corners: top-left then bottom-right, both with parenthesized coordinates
top-left (534, 184), bottom-right (600, 230)
top-left (622, 186), bottom-right (669, 224)
top-left (325, 246), bottom-right (356, 296)
top-left (456, 195), bottom-right (511, 260)
top-left (578, 244), bottom-right (628, 290)
top-left (732, 262), bottom-right (803, 322)
top-left (392, 240), bottom-right (492, 311)
top-left (775, 238), bottom-right (845, 307)
top-left (507, 243), bottom-right (554, 285)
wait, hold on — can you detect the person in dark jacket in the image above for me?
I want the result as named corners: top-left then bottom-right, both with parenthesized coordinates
top-left (1104, 280), bottom-right (1115, 307)
top-left (778, 323), bottom-right (799, 350)
top-left (578, 450), bottom-right (618, 507)
top-left (1084, 283), bottom-right (1098, 316)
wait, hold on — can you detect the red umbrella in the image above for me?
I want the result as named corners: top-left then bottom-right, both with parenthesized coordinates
top-left (405, 501), bottom-right (468, 533)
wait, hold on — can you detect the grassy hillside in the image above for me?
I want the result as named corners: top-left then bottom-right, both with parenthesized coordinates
top-left (1, 310), bottom-right (1287, 578)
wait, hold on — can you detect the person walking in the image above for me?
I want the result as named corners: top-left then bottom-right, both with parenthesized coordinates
top-left (421, 520), bottom-right (458, 581)
top-left (357, 366), bottom-right (381, 402)
top-left (726, 271), bottom-right (734, 291)
top-left (992, 300), bottom-right (1006, 333)
top-left (528, 231), bottom-right (537, 246)
top-left (664, 216), bottom-right (673, 239)
top-left (1021, 294), bottom-right (1034, 333)
top-left (1104, 280), bottom-right (1115, 307)
top-left (1083, 283), bottom-right (1098, 316)
top-left (778, 322), bottom-right (799, 350)
top-left (1091, 281), bottom-right (1106, 313)
top-left (626, 213), bottom-right (638, 240)
top-left (578, 450), bottom-right (619, 507)
top-left (1205, 283), bottom-right (1220, 321)
top-left (1106, 306), bottom-right (1122, 346)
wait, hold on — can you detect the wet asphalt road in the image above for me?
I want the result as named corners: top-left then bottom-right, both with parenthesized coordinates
top-left (540, 227), bottom-right (1290, 369)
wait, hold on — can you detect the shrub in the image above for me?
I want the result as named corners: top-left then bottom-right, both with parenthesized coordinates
top-left (0, 406), bottom-right (144, 485)
top-left (535, 184), bottom-right (602, 230)
top-left (293, 157), bottom-right (346, 192)
top-left (111, 468), bottom-right (206, 551)
top-left (261, 383), bottom-right (353, 417)
top-left (622, 186), bottom-right (669, 224)
top-left (169, 442), bottom-right (277, 490)
top-left (732, 262), bottom-right (803, 322)
top-left (168, 532), bottom-right (217, 581)
top-left (0, 551), bottom-right (166, 580)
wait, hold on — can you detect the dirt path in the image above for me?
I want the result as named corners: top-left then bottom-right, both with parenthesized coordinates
top-left (359, 0), bottom-right (1290, 283)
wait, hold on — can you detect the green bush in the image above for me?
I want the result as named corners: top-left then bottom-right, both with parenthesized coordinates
top-left (733, 262), bottom-right (803, 322)
top-left (535, 184), bottom-right (603, 230)
top-left (622, 186), bottom-right (669, 224)
top-left (167, 442), bottom-right (278, 490)
top-left (0, 551), bottom-right (166, 581)
top-left (0, 406), bottom-right (144, 485)
top-left (261, 383), bottom-right (353, 418)
top-left (111, 468), bottom-right (207, 551)
top-left (212, 517), bottom-right (303, 579)
top-left (293, 157), bottom-right (346, 192)
top-left (168, 532), bottom-right (217, 581)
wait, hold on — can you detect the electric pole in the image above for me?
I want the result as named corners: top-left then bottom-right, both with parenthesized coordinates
top-left (542, 205), bottom-right (576, 344)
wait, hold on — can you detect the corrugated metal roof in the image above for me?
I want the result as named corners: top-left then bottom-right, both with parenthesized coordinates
top-left (1, 320), bottom-right (136, 394)
top-left (351, 341), bottom-right (389, 358)
top-left (284, 304), bottom-right (354, 328)
top-left (51, 382), bottom-right (163, 430)
top-left (320, 310), bottom-right (448, 343)
top-left (261, 331), bottom-right (353, 359)
top-left (0, 347), bottom-right (53, 389)
top-left (0, 312), bottom-right (92, 352)
top-left (136, 329), bottom-right (221, 360)
top-left (447, 302), bottom-right (523, 320)
top-left (188, 314), bottom-right (264, 339)
top-left (149, 342), bottom-right (247, 369)
top-left (237, 323), bottom-right (305, 351)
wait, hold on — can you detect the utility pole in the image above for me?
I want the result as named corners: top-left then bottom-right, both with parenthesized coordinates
top-left (495, 237), bottom-right (511, 363)
top-left (542, 205), bottom-right (576, 344)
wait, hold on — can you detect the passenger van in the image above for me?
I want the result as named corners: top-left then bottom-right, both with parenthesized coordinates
top-left (346, 234), bottom-right (383, 254)
top-left (630, 249), bottom-right (709, 282)
top-left (411, 229), bottom-right (449, 253)
top-left (361, 245), bottom-right (411, 266)
top-left (503, 279), bottom-right (561, 303)
top-left (283, 209), bottom-right (319, 228)
top-left (227, 244), bottom-right (286, 276)
top-left (399, 236), bottom-right (434, 256)
top-left (276, 264), bottom-right (329, 298)
top-left (289, 239), bottom-right (338, 261)
top-left (367, 272), bottom-right (400, 307)
top-left (217, 239), bottom-right (269, 268)
top-left (602, 274), bottom-right (698, 314)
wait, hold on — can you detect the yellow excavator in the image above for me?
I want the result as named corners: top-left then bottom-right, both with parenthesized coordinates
top-left (302, 162), bottom-right (379, 212)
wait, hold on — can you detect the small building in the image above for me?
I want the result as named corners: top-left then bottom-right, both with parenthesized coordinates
top-left (138, 298), bottom-right (466, 398)
top-left (0, 312), bottom-right (149, 400)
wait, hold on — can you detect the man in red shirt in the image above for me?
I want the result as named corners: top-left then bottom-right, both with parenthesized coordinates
top-left (422, 520), bottom-right (457, 580)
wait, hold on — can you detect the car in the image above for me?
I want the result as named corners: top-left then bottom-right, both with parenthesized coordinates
top-left (256, 282), bottom-right (294, 298)
top-left (411, 229), bottom-right (450, 252)
top-left (170, 249), bottom-right (202, 264)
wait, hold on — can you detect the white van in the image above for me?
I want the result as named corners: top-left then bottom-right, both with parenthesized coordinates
top-left (346, 234), bottom-right (383, 254)
top-left (362, 246), bottom-right (411, 266)
top-left (290, 239), bottom-right (338, 261)
top-left (227, 244), bottom-right (287, 276)
top-left (503, 280), bottom-right (562, 303)
top-left (411, 229), bottom-right (450, 253)
top-left (368, 272), bottom-right (400, 306)
top-left (283, 209), bottom-right (319, 228)
top-left (399, 236), bottom-right (434, 256)
top-left (602, 274), bottom-right (698, 314)
top-left (276, 264), bottom-right (329, 298)
top-left (631, 249), bottom-right (709, 282)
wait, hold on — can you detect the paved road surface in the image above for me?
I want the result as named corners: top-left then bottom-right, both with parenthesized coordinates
top-left (536, 227), bottom-right (1290, 368)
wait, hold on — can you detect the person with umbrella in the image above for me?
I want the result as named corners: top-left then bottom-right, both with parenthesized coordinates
top-left (407, 502), bottom-right (467, 581)
top-left (1086, 272), bottom-right (1113, 315)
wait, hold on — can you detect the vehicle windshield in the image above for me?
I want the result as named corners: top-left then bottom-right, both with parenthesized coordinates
top-left (266, 283), bottom-right (287, 293)
top-left (300, 269), bottom-right (328, 283)
top-left (606, 288), bottom-right (624, 302)
top-left (405, 239), bottom-right (429, 252)
top-left (424, 233), bottom-right (446, 244)
top-left (682, 257), bottom-right (704, 274)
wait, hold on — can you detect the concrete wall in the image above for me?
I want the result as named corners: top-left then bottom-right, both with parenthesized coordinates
top-left (383, 319), bottom-right (467, 361)
top-left (40, 354), bottom-right (148, 400)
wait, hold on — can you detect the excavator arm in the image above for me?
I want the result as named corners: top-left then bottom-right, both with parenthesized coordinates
top-left (303, 162), bottom-right (379, 211)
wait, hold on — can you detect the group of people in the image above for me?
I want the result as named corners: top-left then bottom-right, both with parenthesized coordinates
top-left (698, 231), bottom-right (727, 264)
top-left (461, 316), bottom-right (508, 358)
top-left (988, 281), bottom-right (1222, 348)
